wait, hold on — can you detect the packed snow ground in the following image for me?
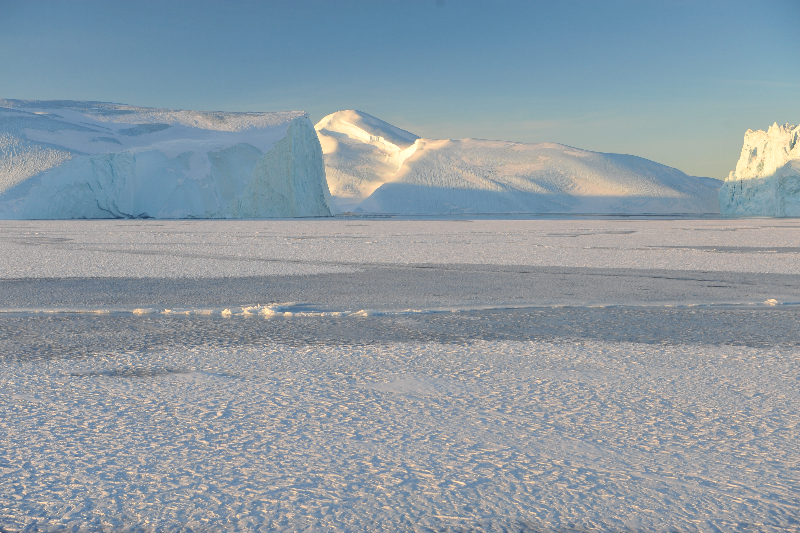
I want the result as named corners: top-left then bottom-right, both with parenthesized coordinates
top-left (2, 218), bottom-right (800, 531)
top-left (2, 338), bottom-right (799, 532)
top-left (3, 218), bottom-right (800, 281)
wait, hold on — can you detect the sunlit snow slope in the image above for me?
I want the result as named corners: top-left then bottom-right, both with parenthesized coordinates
top-left (316, 110), bottom-right (720, 214)
top-left (719, 122), bottom-right (800, 217)
top-left (0, 100), bottom-right (333, 219)
top-left (315, 109), bottom-right (419, 212)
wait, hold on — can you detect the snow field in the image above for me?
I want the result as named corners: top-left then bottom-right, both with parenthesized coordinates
top-left (2, 218), bottom-right (800, 531)
top-left (1, 339), bottom-right (798, 532)
top-left (3, 218), bottom-right (800, 280)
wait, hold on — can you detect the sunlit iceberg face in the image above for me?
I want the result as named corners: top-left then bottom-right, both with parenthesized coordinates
top-left (719, 122), bottom-right (800, 217)
top-left (316, 109), bottom-right (721, 215)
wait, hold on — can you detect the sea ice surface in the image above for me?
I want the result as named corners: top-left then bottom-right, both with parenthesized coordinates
top-left (1, 218), bottom-right (799, 532)
top-left (316, 110), bottom-right (721, 215)
top-left (0, 100), bottom-right (333, 219)
top-left (2, 338), bottom-right (798, 532)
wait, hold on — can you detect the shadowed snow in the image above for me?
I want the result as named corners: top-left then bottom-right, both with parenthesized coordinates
top-left (0, 100), bottom-right (333, 219)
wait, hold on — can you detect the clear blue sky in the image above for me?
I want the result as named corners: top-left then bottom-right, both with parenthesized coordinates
top-left (2, 0), bottom-right (798, 179)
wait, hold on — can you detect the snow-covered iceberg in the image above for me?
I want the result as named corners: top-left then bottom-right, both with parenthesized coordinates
top-left (0, 100), bottom-right (333, 219)
top-left (719, 122), bottom-right (800, 217)
top-left (315, 109), bottom-right (420, 212)
top-left (316, 110), bottom-right (721, 214)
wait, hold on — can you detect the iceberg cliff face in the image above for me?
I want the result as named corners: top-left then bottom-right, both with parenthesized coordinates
top-left (719, 123), bottom-right (800, 217)
top-left (0, 100), bottom-right (332, 219)
top-left (317, 110), bottom-right (720, 215)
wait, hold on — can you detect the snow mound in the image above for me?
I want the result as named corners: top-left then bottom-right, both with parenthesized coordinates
top-left (719, 122), bottom-right (800, 217)
top-left (0, 100), bottom-right (333, 219)
top-left (317, 111), bottom-right (720, 214)
top-left (315, 110), bottom-right (419, 211)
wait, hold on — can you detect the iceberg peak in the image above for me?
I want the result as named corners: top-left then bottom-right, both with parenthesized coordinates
top-left (720, 122), bottom-right (800, 217)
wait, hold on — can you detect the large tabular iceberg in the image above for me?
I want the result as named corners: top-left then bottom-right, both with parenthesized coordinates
top-left (719, 122), bottom-right (800, 217)
top-left (317, 110), bottom-right (721, 214)
top-left (0, 100), bottom-right (333, 219)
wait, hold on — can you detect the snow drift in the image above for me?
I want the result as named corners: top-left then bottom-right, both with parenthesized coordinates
top-left (315, 109), bottom-right (420, 212)
top-left (719, 122), bottom-right (800, 217)
top-left (316, 110), bottom-right (720, 214)
top-left (0, 100), bottom-right (333, 219)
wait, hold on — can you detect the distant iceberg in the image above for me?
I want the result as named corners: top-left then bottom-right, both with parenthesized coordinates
top-left (316, 110), bottom-right (721, 215)
top-left (719, 122), bottom-right (800, 217)
top-left (0, 100), bottom-right (333, 219)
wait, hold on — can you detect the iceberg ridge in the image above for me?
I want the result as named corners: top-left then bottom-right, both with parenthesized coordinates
top-left (316, 110), bottom-right (721, 215)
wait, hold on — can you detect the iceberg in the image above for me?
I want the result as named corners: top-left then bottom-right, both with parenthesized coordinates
top-left (0, 100), bottom-right (333, 219)
top-left (316, 110), bottom-right (721, 214)
top-left (719, 122), bottom-right (800, 217)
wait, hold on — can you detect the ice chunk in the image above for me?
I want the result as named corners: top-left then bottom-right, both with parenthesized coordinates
top-left (719, 122), bottom-right (800, 217)
top-left (0, 100), bottom-right (333, 219)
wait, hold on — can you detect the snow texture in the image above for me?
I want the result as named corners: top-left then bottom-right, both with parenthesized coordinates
top-left (315, 110), bottom-right (419, 212)
top-left (719, 122), bottom-right (800, 217)
top-left (2, 219), bottom-right (800, 531)
top-left (316, 110), bottom-right (721, 215)
top-left (0, 100), bottom-right (333, 219)
top-left (1, 337), bottom-right (799, 531)
top-left (6, 219), bottom-right (800, 285)
top-left (4, 218), bottom-right (800, 283)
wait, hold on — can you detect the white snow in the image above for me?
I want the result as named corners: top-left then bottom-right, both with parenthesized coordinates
top-left (4, 218), bottom-right (800, 282)
top-left (719, 122), bottom-right (800, 216)
top-left (2, 219), bottom-right (800, 531)
top-left (315, 110), bottom-right (419, 211)
top-left (0, 100), bottom-right (333, 219)
top-left (2, 339), bottom-right (799, 531)
top-left (316, 110), bottom-right (721, 214)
